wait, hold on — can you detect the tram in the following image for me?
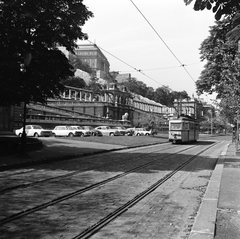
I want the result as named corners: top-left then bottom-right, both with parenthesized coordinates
top-left (169, 116), bottom-right (199, 144)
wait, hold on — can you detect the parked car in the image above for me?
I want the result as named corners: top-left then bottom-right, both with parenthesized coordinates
top-left (70, 126), bottom-right (92, 137)
top-left (132, 128), bottom-right (152, 136)
top-left (82, 126), bottom-right (103, 136)
top-left (15, 125), bottom-right (52, 137)
top-left (52, 126), bottom-right (83, 137)
top-left (112, 126), bottom-right (133, 136)
top-left (125, 128), bottom-right (135, 136)
top-left (94, 126), bottom-right (121, 136)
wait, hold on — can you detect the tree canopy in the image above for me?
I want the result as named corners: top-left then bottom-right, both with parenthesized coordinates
top-left (196, 17), bottom-right (239, 97)
top-left (61, 76), bottom-right (86, 89)
top-left (184, 0), bottom-right (240, 20)
top-left (122, 78), bottom-right (190, 107)
top-left (69, 54), bottom-right (93, 74)
top-left (0, 0), bottom-right (93, 104)
top-left (196, 14), bottom-right (240, 124)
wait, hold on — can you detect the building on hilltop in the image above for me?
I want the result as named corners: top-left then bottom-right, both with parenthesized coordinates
top-left (58, 44), bottom-right (110, 85)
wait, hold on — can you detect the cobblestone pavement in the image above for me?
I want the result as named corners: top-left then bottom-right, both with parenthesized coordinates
top-left (0, 139), bottom-right (228, 239)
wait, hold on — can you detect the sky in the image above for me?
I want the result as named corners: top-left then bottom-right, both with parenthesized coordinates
top-left (80, 0), bottom-right (217, 102)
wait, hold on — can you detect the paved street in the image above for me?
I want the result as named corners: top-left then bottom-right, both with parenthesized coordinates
top-left (1, 137), bottom-right (236, 239)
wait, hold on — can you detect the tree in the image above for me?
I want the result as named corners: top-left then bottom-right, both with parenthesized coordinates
top-left (61, 76), bottom-right (86, 88)
top-left (171, 90), bottom-right (190, 101)
top-left (154, 86), bottom-right (174, 107)
top-left (218, 97), bottom-right (238, 125)
top-left (184, 0), bottom-right (240, 20)
top-left (145, 87), bottom-right (155, 101)
top-left (85, 77), bottom-right (103, 93)
top-left (227, 13), bottom-right (240, 44)
top-left (0, 0), bottom-right (93, 104)
top-left (123, 78), bottom-right (148, 97)
top-left (69, 54), bottom-right (93, 74)
top-left (196, 17), bottom-right (240, 98)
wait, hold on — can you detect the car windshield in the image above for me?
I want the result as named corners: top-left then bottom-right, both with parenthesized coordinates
top-left (117, 127), bottom-right (126, 130)
top-left (72, 126), bottom-right (83, 130)
top-left (32, 125), bottom-right (43, 129)
top-left (83, 126), bottom-right (93, 130)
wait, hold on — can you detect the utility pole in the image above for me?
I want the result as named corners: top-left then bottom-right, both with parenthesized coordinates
top-left (19, 52), bottom-right (32, 157)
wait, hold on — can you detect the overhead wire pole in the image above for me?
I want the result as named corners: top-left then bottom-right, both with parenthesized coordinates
top-left (129, 0), bottom-right (196, 84)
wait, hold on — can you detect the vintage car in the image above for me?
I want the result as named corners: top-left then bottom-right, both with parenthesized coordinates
top-left (15, 125), bottom-right (52, 137)
top-left (94, 126), bottom-right (121, 136)
top-left (112, 126), bottom-right (133, 136)
top-left (132, 128), bottom-right (152, 136)
top-left (52, 126), bottom-right (83, 137)
top-left (82, 126), bottom-right (103, 136)
top-left (70, 126), bottom-right (92, 137)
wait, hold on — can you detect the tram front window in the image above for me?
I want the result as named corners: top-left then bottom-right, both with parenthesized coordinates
top-left (170, 123), bottom-right (181, 130)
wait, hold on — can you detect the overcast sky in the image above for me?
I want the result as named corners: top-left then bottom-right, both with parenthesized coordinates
top-left (80, 0), bottom-right (216, 101)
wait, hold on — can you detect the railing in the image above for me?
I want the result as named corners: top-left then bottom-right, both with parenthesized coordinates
top-left (28, 102), bottom-right (106, 119)
top-left (27, 114), bottom-right (131, 127)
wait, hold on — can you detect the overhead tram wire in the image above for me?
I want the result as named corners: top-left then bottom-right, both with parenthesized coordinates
top-left (87, 39), bottom-right (166, 87)
top-left (129, 0), bottom-right (196, 83)
top-left (117, 61), bottom-right (202, 72)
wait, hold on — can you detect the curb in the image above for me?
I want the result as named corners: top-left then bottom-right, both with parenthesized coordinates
top-left (189, 143), bottom-right (229, 239)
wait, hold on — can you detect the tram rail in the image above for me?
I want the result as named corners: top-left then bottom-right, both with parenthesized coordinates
top-left (74, 142), bottom-right (218, 239)
top-left (0, 142), bottom-right (218, 229)
top-left (0, 143), bottom-right (178, 194)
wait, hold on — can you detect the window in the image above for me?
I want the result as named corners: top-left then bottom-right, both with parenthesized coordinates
top-left (170, 123), bottom-right (181, 130)
top-left (183, 122), bottom-right (189, 130)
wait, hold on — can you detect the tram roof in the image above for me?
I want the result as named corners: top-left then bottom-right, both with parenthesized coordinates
top-left (169, 115), bottom-right (197, 122)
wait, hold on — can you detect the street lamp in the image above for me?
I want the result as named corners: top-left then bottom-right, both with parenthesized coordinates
top-left (236, 110), bottom-right (239, 151)
top-left (210, 109), bottom-right (213, 135)
top-left (20, 52), bottom-right (32, 156)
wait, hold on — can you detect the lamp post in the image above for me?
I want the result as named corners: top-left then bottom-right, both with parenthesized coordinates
top-left (236, 110), bottom-right (239, 151)
top-left (150, 107), bottom-right (154, 136)
top-left (210, 109), bottom-right (213, 135)
top-left (20, 52), bottom-right (32, 156)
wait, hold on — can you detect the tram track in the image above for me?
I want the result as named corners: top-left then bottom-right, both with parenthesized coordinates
top-left (0, 142), bottom-right (217, 228)
top-left (73, 142), bottom-right (218, 239)
top-left (0, 143), bottom-right (181, 194)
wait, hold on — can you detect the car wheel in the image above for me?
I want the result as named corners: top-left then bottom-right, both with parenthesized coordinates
top-left (110, 132), bottom-right (114, 136)
top-left (80, 133), bottom-right (84, 137)
top-left (136, 133), bottom-right (140, 136)
top-left (68, 133), bottom-right (74, 137)
top-left (145, 133), bottom-right (149, 136)
top-left (34, 133), bottom-right (39, 137)
top-left (18, 133), bottom-right (22, 137)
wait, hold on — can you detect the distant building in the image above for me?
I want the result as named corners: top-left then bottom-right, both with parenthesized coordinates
top-left (115, 73), bottom-right (131, 84)
top-left (173, 98), bottom-right (204, 121)
top-left (58, 44), bottom-right (110, 83)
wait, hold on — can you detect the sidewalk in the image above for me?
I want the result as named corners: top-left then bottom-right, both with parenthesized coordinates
top-left (214, 142), bottom-right (240, 239)
top-left (190, 142), bottom-right (240, 239)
